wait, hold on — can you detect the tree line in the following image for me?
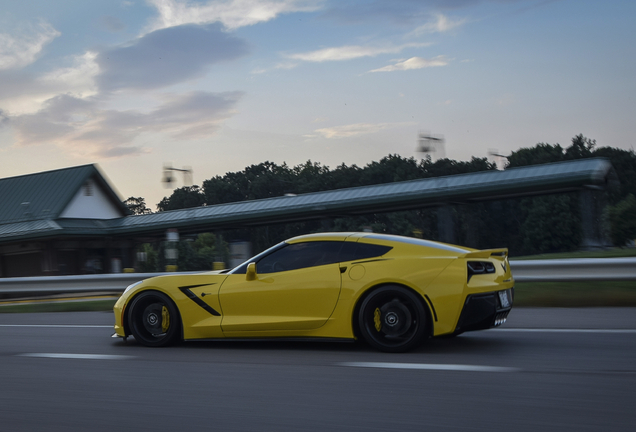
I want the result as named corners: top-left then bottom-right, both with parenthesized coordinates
top-left (125, 134), bottom-right (636, 268)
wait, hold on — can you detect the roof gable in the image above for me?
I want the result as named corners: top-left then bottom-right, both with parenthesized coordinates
top-left (0, 164), bottom-right (128, 224)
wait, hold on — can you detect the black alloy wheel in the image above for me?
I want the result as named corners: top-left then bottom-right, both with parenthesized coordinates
top-left (358, 285), bottom-right (428, 353)
top-left (128, 291), bottom-right (181, 347)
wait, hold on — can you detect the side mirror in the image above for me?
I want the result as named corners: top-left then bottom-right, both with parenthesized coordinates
top-left (246, 262), bottom-right (257, 281)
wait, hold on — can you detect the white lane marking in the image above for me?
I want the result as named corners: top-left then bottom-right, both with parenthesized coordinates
top-left (493, 328), bottom-right (636, 334)
top-left (340, 362), bottom-right (518, 372)
top-left (0, 325), bottom-right (112, 328)
top-left (17, 353), bottom-right (133, 360)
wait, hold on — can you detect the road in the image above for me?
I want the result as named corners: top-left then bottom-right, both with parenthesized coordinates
top-left (0, 308), bottom-right (635, 431)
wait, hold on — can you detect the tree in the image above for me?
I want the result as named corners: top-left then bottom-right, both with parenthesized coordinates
top-left (593, 146), bottom-right (636, 203)
top-left (566, 134), bottom-right (595, 159)
top-left (124, 197), bottom-right (152, 215)
top-left (136, 243), bottom-right (158, 272)
top-left (157, 186), bottom-right (205, 211)
top-left (608, 194), bottom-right (636, 246)
top-left (152, 136), bottom-right (632, 256)
top-left (519, 194), bottom-right (581, 254)
top-left (507, 143), bottom-right (565, 167)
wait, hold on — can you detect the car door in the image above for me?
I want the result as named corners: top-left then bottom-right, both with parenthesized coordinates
top-left (219, 241), bottom-right (343, 333)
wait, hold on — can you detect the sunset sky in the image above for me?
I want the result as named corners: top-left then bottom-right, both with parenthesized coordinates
top-left (1, 0), bottom-right (634, 208)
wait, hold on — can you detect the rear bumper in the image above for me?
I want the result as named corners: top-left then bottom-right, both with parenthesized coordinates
top-left (453, 288), bottom-right (513, 334)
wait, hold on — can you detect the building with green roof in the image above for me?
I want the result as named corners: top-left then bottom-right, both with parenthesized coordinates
top-left (0, 159), bottom-right (616, 277)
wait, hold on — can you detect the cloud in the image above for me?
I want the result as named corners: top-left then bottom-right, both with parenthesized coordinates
top-left (96, 23), bottom-right (249, 91)
top-left (8, 91), bottom-right (243, 157)
top-left (149, 91), bottom-right (243, 138)
top-left (100, 15), bottom-right (126, 32)
top-left (0, 109), bottom-right (9, 126)
top-left (249, 61), bottom-right (298, 75)
top-left (409, 14), bottom-right (467, 35)
top-left (40, 52), bottom-right (99, 96)
top-left (1, 22), bottom-right (249, 114)
top-left (311, 122), bottom-right (413, 139)
top-left (0, 21), bottom-right (60, 70)
top-left (275, 61), bottom-right (298, 69)
top-left (0, 52), bottom-right (99, 115)
top-left (288, 43), bottom-right (428, 62)
top-left (146, 0), bottom-right (322, 31)
top-left (10, 95), bottom-right (92, 145)
top-left (321, 0), bottom-right (478, 25)
top-left (369, 55), bottom-right (449, 72)
top-left (0, 70), bottom-right (41, 102)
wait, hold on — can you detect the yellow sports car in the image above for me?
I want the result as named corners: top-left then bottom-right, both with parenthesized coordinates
top-left (113, 232), bottom-right (514, 352)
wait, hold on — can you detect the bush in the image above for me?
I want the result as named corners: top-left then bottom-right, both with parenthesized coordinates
top-left (609, 194), bottom-right (636, 246)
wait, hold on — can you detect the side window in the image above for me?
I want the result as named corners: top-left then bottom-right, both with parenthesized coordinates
top-left (231, 242), bottom-right (286, 274)
top-left (338, 242), bottom-right (392, 262)
top-left (257, 241), bottom-right (344, 274)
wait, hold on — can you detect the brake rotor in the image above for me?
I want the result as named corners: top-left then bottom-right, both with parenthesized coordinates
top-left (142, 303), bottom-right (164, 335)
top-left (379, 299), bottom-right (412, 337)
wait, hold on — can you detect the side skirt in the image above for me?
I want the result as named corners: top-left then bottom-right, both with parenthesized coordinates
top-left (183, 337), bottom-right (356, 344)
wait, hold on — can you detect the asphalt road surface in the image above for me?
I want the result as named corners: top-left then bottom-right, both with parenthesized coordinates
top-left (1, 308), bottom-right (635, 432)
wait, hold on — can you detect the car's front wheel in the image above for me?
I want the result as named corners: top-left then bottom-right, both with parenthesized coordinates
top-left (358, 285), bottom-right (428, 353)
top-left (128, 291), bottom-right (180, 347)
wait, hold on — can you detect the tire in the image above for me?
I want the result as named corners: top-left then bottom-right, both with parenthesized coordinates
top-left (358, 285), bottom-right (428, 353)
top-left (128, 291), bottom-right (181, 347)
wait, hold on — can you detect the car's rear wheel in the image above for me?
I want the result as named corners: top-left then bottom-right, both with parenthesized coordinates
top-left (358, 285), bottom-right (428, 353)
top-left (128, 291), bottom-right (180, 347)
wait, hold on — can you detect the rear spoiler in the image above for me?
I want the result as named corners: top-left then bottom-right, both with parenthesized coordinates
top-left (464, 248), bottom-right (508, 259)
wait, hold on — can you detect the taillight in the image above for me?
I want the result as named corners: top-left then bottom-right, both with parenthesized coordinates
top-left (467, 261), bottom-right (496, 282)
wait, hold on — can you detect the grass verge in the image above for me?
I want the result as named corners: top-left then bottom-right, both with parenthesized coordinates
top-left (514, 281), bottom-right (636, 307)
top-left (513, 248), bottom-right (636, 260)
top-left (0, 299), bottom-right (117, 313)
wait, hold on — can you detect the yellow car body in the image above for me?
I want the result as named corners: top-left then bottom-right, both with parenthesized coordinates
top-left (113, 232), bottom-right (514, 352)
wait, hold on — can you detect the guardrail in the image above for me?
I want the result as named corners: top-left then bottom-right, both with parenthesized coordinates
top-left (0, 258), bottom-right (635, 298)
top-left (510, 257), bottom-right (636, 282)
top-left (0, 272), bottom-right (194, 298)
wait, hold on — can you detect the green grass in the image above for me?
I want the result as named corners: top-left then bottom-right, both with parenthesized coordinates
top-left (510, 248), bottom-right (636, 305)
top-left (0, 299), bottom-right (117, 313)
top-left (513, 248), bottom-right (636, 260)
top-left (514, 281), bottom-right (636, 307)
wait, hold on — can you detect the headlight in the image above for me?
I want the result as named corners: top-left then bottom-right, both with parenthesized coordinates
top-left (123, 280), bottom-right (143, 294)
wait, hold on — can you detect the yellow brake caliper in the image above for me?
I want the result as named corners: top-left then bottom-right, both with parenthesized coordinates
top-left (374, 308), bottom-right (382, 332)
top-left (161, 306), bottom-right (170, 333)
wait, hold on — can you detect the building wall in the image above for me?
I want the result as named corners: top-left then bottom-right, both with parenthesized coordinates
top-left (59, 179), bottom-right (123, 219)
top-left (0, 238), bottom-right (136, 277)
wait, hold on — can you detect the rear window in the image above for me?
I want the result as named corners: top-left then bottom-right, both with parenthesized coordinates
top-left (338, 242), bottom-right (392, 262)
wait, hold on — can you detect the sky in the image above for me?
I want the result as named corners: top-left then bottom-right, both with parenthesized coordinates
top-left (0, 0), bottom-right (634, 208)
